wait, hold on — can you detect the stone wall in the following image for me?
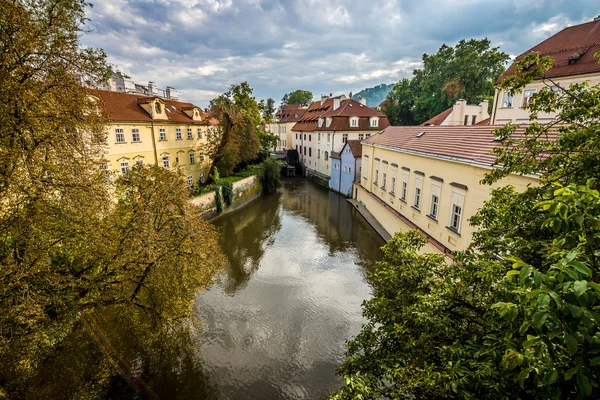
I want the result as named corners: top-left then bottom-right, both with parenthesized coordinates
top-left (189, 175), bottom-right (262, 220)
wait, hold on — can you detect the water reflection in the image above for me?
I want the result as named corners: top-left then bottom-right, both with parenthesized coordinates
top-left (198, 178), bottom-right (384, 399)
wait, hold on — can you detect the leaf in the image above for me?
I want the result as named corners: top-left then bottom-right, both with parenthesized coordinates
top-left (588, 281), bottom-right (600, 293)
top-left (507, 270), bottom-right (520, 277)
top-left (565, 268), bottom-right (579, 281)
top-left (569, 261), bottom-right (592, 277)
top-left (543, 369), bottom-right (558, 385)
top-left (574, 280), bottom-right (588, 297)
top-left (565, 333), bottom-right (578, 355)
top-left (590, 357), bottom-right (600, 366)
top-left (565, 367), bottom-right (578, 380)
top-left (533, 312), bottom-right (548, 329)
top-left (538, 293), bottom-right (550, 307)
top-left (549, 292), bottom-right (562, 308)
top-left (520, 265), bottom-right (533, 282)
top-left (519, 321), bottom-right (531, 336)
top-left (577, 373), bottom-right (592, 397)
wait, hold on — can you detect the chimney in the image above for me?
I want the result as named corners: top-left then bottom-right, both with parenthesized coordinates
top-left (359, 96), bottom-right (367, 106)
top-left (166, 86), bottom-right (178, 101)
top-left (333, 98), bottom-right (341, 110)
top-left (148, 81), bottom-right (156, 96)
top-left (321, 94), bottom-right (329, 106)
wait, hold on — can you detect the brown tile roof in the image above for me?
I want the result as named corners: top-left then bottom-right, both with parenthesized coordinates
top-left (362, 125), bottom-right (555, 167)
top-left (345, 140), bottom-right (362, 157)
top-left (420, 107), bottom-right (453, 126)
top-left (275, 104), bottom-right (308, 122)
top-left (90, 89), bottom-right (216, 125)
top-left (474, 117), bottom-right (491, 126)
top-left (292, 97), bottom-right (389, 131)
top-left (499, 19), bottom-right (600, 82)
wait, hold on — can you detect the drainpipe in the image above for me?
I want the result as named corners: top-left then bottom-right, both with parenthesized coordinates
top-left (150, 122), bottom-right (158, 165)
top-left (337, 152), bottom-right (342, 193)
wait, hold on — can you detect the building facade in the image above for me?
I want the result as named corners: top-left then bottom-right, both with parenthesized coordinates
top-left (421, 99), bottom-right (490, 126)
top-left (329, 140), bottom-right (362, 197)
top-left (92, 89), bottom-right (217, 187)
top-left (265, 104), bottom-right (307, 152)
top-left (491, 17), bottom-right (600, 125)
top-left (292, 95), bottom-right (389, 179)
top-left (354, 125), bottom-right (540, 255)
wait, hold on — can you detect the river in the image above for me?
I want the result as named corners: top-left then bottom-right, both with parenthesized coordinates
top-left (196, 178), bottom-right (385, 399)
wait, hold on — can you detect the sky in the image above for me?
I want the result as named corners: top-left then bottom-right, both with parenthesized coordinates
top-left (81, 0), bottom-right (599, 108)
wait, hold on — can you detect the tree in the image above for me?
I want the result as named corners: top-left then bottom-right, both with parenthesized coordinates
top-left (281, 90), bottom-right (313, 106)
top-left (0, 1), bottom-right (224, 395)
top-left (260, 158), bottom-right (282, 194)
top-left (384, 38), bottom-right (509, 125)
top-left (383, 79), bottom-right (418, 126)
top-left (334, 53), bottom-right (600, 398)
top-left (208, 82), bottom-right (262, 177)
top-left (258, 97), bottom-right (276, 122)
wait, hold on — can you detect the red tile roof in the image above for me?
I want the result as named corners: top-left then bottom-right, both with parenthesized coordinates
top-left (420, 107), bottom-right (453, 126)
top-left (345, 139), bottom-right (363, 157)
top-left (90, 89), bottom-right (217, 125)
top-left (499, 19), bottom-right (600, 82)
top-left (362, 125), bottom-right (554, 167)
top-left (292, 97), bottom-right (389, 131)
top-left (275, 104), bottom-right (308, 122)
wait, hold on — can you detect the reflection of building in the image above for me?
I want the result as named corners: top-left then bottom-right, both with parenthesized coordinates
top-left (265, 104), bottom-right (307, 152)
top-left (91, 89), bottom-right (218, 187)
top-left (329, 140), bottom-right (362, 197)
top-left (491, 17), bottom-right (600, 125)
top-left (354, 125), bottom-right (539, 255)
top-left (291, 95), bottom-right (389, 179)
top-left (421, 99), bottom-right (490, 126)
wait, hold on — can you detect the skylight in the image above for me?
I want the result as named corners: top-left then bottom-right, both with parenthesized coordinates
top-left (416, 132), bottom-right (425, 138)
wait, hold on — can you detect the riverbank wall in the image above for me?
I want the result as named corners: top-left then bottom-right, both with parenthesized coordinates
top-left (190, 175), bottom-right (262, 220)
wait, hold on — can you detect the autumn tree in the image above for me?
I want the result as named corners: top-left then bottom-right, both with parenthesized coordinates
top-left (281, 89), bottom-right (313, 106)
top-left (334, 53), bottom-right (600, 399)
top-left (0, 0), bottom-right (224, 396)
top-left (384, 38), bottom-right (509, 125)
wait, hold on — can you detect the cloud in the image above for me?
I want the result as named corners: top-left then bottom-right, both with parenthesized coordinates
top-left (81, 0), bottom-right (600, 107)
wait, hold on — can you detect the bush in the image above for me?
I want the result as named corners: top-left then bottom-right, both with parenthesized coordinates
top-left (222, 181), bottom-right (234, 206)
top-left (260, 158), bottom-right (281, 194)
top-left (215, 187), bottom-right (223, 213)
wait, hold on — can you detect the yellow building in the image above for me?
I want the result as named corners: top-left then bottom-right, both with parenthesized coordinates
top-left (265, 104), bottom-right (308, 152)
top-left (491, 17), bottom-right (600, 125)
top-left (92, 89), bottom-right (218, 186)
top-left (354, 125), bottom-right (539, 256)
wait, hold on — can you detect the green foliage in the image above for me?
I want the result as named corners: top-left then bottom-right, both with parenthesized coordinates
top-left (215, 186), bottom-right (223, 213)
top-left (259, 158), bottom-right (281, 194)
top-left (222, 181), bottom-right (234, 206)
top-left (281, 90), bottom-right (313, 106)
top-left (334, 53), bottom-right (600, 398)
top-left (351, 83), bottom-right (394, 106)
top-left (384, 38), bottom-right (509, 125)
top-left (258, 97), bottom-right (276, 122)
top-left (257, 127), bottom-right (279, 157)
top-left (212, 166), bottom-right (220, 183)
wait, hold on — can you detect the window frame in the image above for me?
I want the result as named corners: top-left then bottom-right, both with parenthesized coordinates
top-left (115, 128), bottom-right (125, 143)
top-left (159, 128), bottom-right (166, 141)
top-left (131, 128), bottom-right (141, 143)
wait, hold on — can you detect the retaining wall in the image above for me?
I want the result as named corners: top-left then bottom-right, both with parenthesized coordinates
top-left (189, 175), bottom-right (262, 220)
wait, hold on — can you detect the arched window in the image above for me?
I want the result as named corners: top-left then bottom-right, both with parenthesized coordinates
top-left (324, 151), bottom-right (329, 161)
top-left (154, 102), bottom-right (162, 114)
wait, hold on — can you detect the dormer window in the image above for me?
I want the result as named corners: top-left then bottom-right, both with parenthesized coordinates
top-left (154, 102), bottom-right (162, 114)
top-left (370, 117), bottom-right (379, 127)
top-left (350, 117), bottom-right (359, 127)
top-left (318, 118), bottom-right (324, 127)
top-left (326, 117), bottom-right (331, 128)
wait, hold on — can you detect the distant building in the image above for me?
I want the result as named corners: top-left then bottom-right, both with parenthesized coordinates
top-left (90, 89), bottom-right (218, 187)
top-left (353, 125), bottom-right (540, 255)
top-left (329, 140), bottom-right (362, 197)
top-left (421, 99), bottom-right (490, 126)
top-left (292, 95), bottom-right (389, 179)
top-left (100, 71), bottom-right (179, 101)
top-left (491, 16), bottom-right (600, 125)
top-left (265, 104), bottom-right (307, 152)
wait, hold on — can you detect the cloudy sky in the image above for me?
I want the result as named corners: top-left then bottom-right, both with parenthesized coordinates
top-left (81, 0), bottom-right (599, 108)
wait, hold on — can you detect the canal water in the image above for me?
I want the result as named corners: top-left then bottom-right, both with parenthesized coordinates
top-left (197, 178), bottom-right (385, 399)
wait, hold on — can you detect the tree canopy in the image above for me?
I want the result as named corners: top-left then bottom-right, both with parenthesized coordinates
top-left (352, 83), bottom-right (394, 107)
top-left (281, 89), bottom-right (314, 106)
top-left (334, 52), bottom-right (600, 399)
top-left (258, 97), bottom-right (276, 122)
top-left (384, 38), bottom-right (509, 125)
top-left (0, 0), bottom-right (224, 396)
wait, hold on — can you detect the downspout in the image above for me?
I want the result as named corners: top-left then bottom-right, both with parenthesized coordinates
top-left (150, 122), bottom-right (158, 165)
top-left (338, 151), bottom-right (342, 193)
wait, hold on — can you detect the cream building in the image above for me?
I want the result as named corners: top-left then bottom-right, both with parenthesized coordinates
top-left (421, 99), bottom-right (490, 126)
top-left (265, 104), bottom-right (307, 152)
top-left (354, 125), bottom-right (539, 256)
top-left (292, 95), bottom-right (389, 178)
top-left (92, 89), bottom-right (217, 187)
top-left (491, 17), bottom-right (600, 125)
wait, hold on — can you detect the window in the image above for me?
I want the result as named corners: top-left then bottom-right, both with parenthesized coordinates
top-left (318, 149), bottom-right (321, 159)
top-left (334, 163), bottom-right (339, 170)
top-left (318, 133), bottom-right (321, 141)
top-left (326, 118), bottom-right (331, 127)
top-left (115, 128), bottom-right (125, 143)
top-left (413, 176), bottom-right (423, 209)
top-left (304, 134), bottom-right (306, 141)
top-left (309, 134), bottom-right (311, 142)
top-left (324, 151), bottom-right (329, 161)
top-left (501, 91), bottom-right (514, 108)
top-left (189, 152), bottom-right (195, 164)
top-left (359, 133), bottom-right (364, 140)
top-left (463, 115), bottom-right (469, 126)
top-left (199, 152), bottom-right (205, 162)
top-left (370, 118), bottom-right (379, 127)
top-left (154, 102), bottom-right (162, 114)
top-left (187, 176), bottom-right (193, 186)
top-left (390, 168), bottom-right (397, 194)
top-left (303, 146), bottom-right (306, 156)
top-left (382, 172), bottom-right (387, 188)
top-left (309, 147), bottom-right (311, 157)
top-left (449, 191), bottom-right (465, 233)
top-left (131, 128), bottom-right (140, 142)
top-left (198, 172), bottom-right (205, 183)
top-left (401, 172), bottom-right (409, 201)
top-left (363, 157), bottom-right (369, 180)
top-left (327, 134), bottom-right (331, 143)
top-left (472, 115), bottom-right (477, 125)
top-left (381, 162), bottom-right (388, 189)
top-left (522, 89), bottom-right (536, 107)
top-left (296, 133), bottom-right (298, 140)
top-left (365, 133), bottom-right (371, 138)
top-left (162, 156), bottom-right (170, 168)
top-left (159, 128), bottom-right (166, 141)
top-left (176, 128), bottom-right (182, 140)
top-left (374, 160), bottom-right (379, 185)
top-left (197, 128), bottom-right (202, 139)
top-left (351, 118), bottom-right (358, 127)
top-left (187, 128), bottom-right (193, 139)
top-left (342, 134), bottom-right (348, 143)
top-left (429, 183), bottom-right (441, 219)
top-left (120, 161), bottom-right (129, 175)
top-left (318, 118), bottom-right (323, 127)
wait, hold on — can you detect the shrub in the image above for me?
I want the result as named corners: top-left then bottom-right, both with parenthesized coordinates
top-left (215, 187), bottom-right (223, 213)
top-left (260, 158), bottom-right (281, 194)
top-left (222, 181), bottom-right (234, 206)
